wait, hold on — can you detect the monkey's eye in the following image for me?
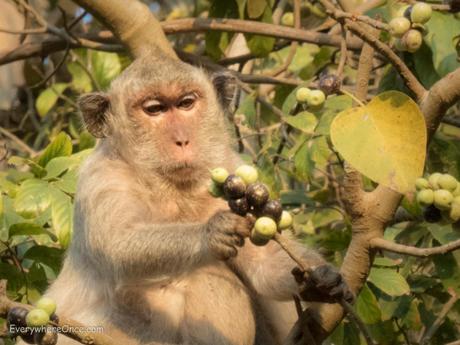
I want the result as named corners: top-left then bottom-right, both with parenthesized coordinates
top-left (177, 94), bottom-right (196, 110)
top-left (142, 100), bottom-right (167, 116)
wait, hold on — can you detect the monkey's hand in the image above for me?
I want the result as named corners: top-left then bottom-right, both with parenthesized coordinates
top-left (292, 265), bottom-right (354, 304)
top-left (205, 211), bottom-right (251, 260)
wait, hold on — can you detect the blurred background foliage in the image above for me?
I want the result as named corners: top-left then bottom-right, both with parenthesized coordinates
top-left (1, 0), bottom-right (460, 344)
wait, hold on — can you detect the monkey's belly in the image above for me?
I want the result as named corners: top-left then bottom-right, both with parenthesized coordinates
top-left (114, 262), bottom-right (256, 345)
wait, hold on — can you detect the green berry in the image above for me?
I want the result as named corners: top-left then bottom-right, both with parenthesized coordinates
top-left (210, 167), bottom-right (229, 184)
top-left (394, 38), bottom-right (407, 52)
top-left (26, 308), bottom-right (49, 327)
top-left (433, 189), bottom-right (454, 209)
top-left (402, 29), bottom-right (423, 53)
top-left (411, 2), bottom-right (432, 24)
top-left (296, 87), bottom-right (311, 103)
top-left (428, 172), bottom-right (443, 189)
top-left (415, 177), bottom-right (430, 190)
top-left (254, 217), bottom-right (278, 240)
top-left (307, 89), bottom-right (326, 107)
top-left (450, 201), bottom-right (460, 222)
top-left (453, 183), bottom-right (460, 196)
top-left (235, 165), bottom-right (259, 185)
top-left (250, 228), bottom-right (270, 246)
top-left (208, 181), bottom-right (223, 198)
top-left (36, 297), bottom-right (56, 316)
top-left (438, 174), bottom-right (458, 192)
top-left (389, 17), bottom-right (411, 37)
top-left (281, 12), bottom-right (294, 26)
top-left (417, 189), bottom-right (434, 206)
top-left (278, 211), bottom-right (293, 230)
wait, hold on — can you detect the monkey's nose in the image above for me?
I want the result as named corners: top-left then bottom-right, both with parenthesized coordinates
top-left (175, 140), bottom-right (190, 147)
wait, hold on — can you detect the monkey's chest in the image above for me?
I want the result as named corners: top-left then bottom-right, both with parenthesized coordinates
top-left (150, 194), bottom-right (227, 223)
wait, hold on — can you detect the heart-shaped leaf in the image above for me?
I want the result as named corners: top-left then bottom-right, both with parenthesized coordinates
top-left (330, 91), bottom-right (426, 194)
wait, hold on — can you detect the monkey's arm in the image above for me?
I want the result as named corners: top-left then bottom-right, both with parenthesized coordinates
top-left (233, 235), bottom-right (325, 300)
top-left (78, 184), bottom-right (248, 280)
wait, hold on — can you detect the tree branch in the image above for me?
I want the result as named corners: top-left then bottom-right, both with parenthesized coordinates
top-left (370, 238), bottom-right (460, 257)
top-left (71, 0), bottom-right (177, 59)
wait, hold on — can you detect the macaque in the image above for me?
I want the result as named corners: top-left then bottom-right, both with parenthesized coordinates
top-left (30, 52), bottom-right (352, 345)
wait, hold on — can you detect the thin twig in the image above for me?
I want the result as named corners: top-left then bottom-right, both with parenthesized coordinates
top-left (420, 292), bottom-right (459, 344)
top-left (370, 238), bottom-right (460, 257)
top-left (0, 127), bottom-right (37, 156)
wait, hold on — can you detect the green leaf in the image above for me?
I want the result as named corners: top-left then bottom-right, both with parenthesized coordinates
top-left (14, 179), bottom-right (50, 218)
top-left (67, 61), bottom-right (93, 92)
top-left (294, 139), bottom-right (313, 181)
top-left (91, 51), bottom-right (121, 90)
top-left (368, 267), bottom-right (410, 296)
top-left (284, 111), bottom-right (317, 133)
top-left (330, 91), bottom-right (426, 194)
top-left (246, 6), bottom-right (275, 57)
top-left (425, 12), bottom-right (460, 77)
top-left (310, 136), bottom-right (330, 169)
top-left (235, 0), bottom-right (247, 18)
top-left (247, 0), bottom-right (266, 18)
top-left (38, 132), bottom-right (73, 167)
top-left (45, 156), bottom-right (76, 179)
top-left (49, 187), bottom-right (73, 249)
top-left (9, 223), bottom-right (47, 236)
top-left (35, 83), bottom-right (69, 117)
top-left (356, 284), bottom-right (382, 324)
top-left (23, 246), bottom-right (64, 273)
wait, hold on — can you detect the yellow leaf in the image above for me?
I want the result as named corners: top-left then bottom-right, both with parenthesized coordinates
top-left (330, 91), bottom-right (426, 194)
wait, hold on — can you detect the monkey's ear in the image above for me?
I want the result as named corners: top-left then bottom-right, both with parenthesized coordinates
top-left (78, 92), bottom-right (111, 138)
top-left (212, 72), bottom-right (238, 112)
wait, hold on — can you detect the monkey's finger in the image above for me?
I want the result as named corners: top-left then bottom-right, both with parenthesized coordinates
top-left (218, 245), bottom-right (238, 260)
top-left (234, 221), bottom-right (251, 237)
top-left (233, 234), bottom-right (245, 247)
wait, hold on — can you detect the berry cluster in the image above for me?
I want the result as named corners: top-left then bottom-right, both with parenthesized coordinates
top-left (416, 173), bottom-right (460, 223)
top-left (7, 297), bottom-right (58, 344)
top-left (295, 87), bottom-right (326, 108)
top-left (390, 2), bottom-right (432, 53)
top-left (209, 165), bottom-right (293, 246)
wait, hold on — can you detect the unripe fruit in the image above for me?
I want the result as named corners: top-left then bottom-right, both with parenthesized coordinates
top-left (210, 167), bottom-right (229, 185)
top-left (254, 217), bottom-right (278, 239)
top-left (307, 89), bottom-right (326, 107)
top-left (246, 183), bottom-right (270, 208)
top-left (411, 2), bottom-right (432, 23)
top-left (428, 172), bottom-right (443, 189)
top-left (223, 175), bottom-right (246, 199)
top-left (450, 201), bottom-right (460, 222)
top-left (433, 189), bottom-right (454, 209)
top-left (318, 74), bottom-right (341, 96)
top-left (424, 205), bottom-right (442, 223)
top-left (257, 199), bottom-right (283, 222)
top-left (417, 189), bottom-right (434, 206)
top-left (235, 165), bottom-right (259, 185)
top-left (250, 228), bottom-right (270, 246)
top-left (208, 181), bottom-right (223, 198)
top-left (50, 313), bottom-right (59, 324)
top-left (394, 38), bottom-right (407, 52)
top-left (396, 5), bottom-right (410, 18)
top-left (278, 211), bottom-right (293, 230)
top-left (453, 183), bottom-right (460, 197)
top-left (26, 308), bottom-right (49, 327)
top-left (228, 197), bottom-right (249, 216)
top-left (34, 330), bottom-right (58, 345)
top-left (438, 174), bottom-right (458, 192)
top-left (296, 87), bottom-right (311, 103)
top-left (402, 29), bottom-right (423, 53)
top-left (389, 17), bottom-right (411, 37)
top-left (415, 177), bottom-right (430, 190)
top-left (281, 12), bottom-right (294, 26)
top-left (36, 297), bottom-right (57, 316)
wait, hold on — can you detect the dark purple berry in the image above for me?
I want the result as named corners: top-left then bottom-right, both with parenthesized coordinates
top-left (424, 205), bottom-right (442, 223)
top-left (223, 175), bottom-right (246, 199)
top-left (246, 183), bottom-right (270, 208)
top-left (319, 74), bottom-right (342, 96)
top-left (256, 199), bottom-right (283, 222)
top-left (228, 198), bottom-right (249, 216)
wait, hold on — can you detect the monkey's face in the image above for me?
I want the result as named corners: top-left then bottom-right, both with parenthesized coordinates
top-left (78, 56), bottom-right (235, 186)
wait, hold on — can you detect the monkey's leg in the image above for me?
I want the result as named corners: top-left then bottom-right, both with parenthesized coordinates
top-left (181, 264), bottom-right (257, 345)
